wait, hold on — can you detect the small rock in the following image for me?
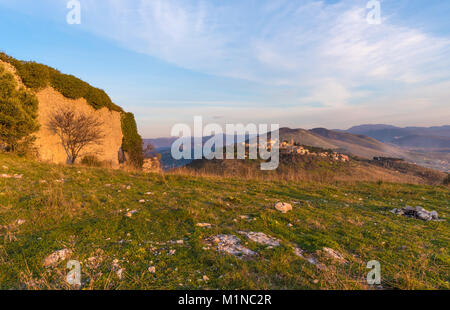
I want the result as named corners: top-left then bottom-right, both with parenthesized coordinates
top-left (205, 235), bottom-right (256, 257)
top-left (126, 210), bottom-right (138, 217)
top-left (176, 240), bottom-right (184, 244)
top-left (202, 275), bottom-right (209, 282)
top-left (17, 219), bottom-right (26, 225)
top-left (196, 223), bottom-right (212, 228)
top-left (116, 268), bottom-right (125, 279)
top-left (238, 231), bottom-right (280, 247)
top-left (43, 249), bottom-right (72, 267)
top-left (139, 199), bottom-right (145, 204)
top-left (322, 247), bottom-right (346, 263)
top-left (148, 266), bottom-right (156, 273)
top-left (275, 202), bottom-right (292, 214)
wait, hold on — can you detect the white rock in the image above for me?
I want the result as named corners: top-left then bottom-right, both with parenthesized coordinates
top-left (275, 202), bottom-right (292, 214)
top-left (206, 235), bottom-right (256, 257)
top-left (126, 210), bottom-right (138, 217)
top-left (322, 247), bottom-right (346, 263)
top-left (238, 231), bottom-right (280, 247)
top-left (196, 223), bottom-right (212, 228)
top-left (148, 266), bottom-right (156, 273)
top-left (43, 249), bottom-right (72, 267)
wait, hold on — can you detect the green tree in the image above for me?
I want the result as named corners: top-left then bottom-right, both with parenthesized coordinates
top-left (0, 64), bottom-right (39, 152)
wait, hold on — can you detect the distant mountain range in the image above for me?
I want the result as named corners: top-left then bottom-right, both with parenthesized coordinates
top-left (342, 124), bottom-right (450, 151)
top-left (144, 125), bottom-right (450, 172)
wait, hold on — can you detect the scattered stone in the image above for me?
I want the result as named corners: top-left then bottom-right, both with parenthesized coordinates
top-left (126, 185), bottom-right (131, 190)
top-left (238, 231), bottom-right (280, 247)
top-left (196, 223), bottom-right (212, 228)
top-left (43, 249), bottom-right (72, 267)
top-left (169, 249), bottom-right (176, 255)
top-left (176, 240), bottom-right (184, 245)
top-left (205, 235), bottom-right (256, 257)
top-left (116, 268), bottom-right (125, 279)
top-left (202, 275), bottom-right (209, 282)
top-left (0, 174), bottom-right (21, 179)
top-left (105, 184), bottom-right (112, 187)
top-left (275, 202), bottom-right (292, 213)
top-left (126, 210), bottom-right (138, 218)
top-left (2, 165), bottom-right (8, 170)
top-left (148, 266), bottom-right (156, 274)
top-left (293, 247), bottom-right (320, 266)
top-left (322, 247), bottom-right (346, 263)
top-left (391, 206), bottom-right (441, 221)
top-left (138, 199), bottom-right (145, 204)
top-left (145, 192), bottom-right (153, 195)
top-left (16, 219), bottom-right (26, 225)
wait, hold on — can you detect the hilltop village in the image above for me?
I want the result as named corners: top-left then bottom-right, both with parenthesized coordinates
top-left (242, 139), bottom-right (350, 162)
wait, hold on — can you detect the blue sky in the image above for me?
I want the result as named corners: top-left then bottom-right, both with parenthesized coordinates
top-left (1, 0), bottom-right (449, 138)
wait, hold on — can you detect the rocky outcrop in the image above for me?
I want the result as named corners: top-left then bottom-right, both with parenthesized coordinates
top-left (0, 59), bottom-right (125, 168)
top-left (142, 157), bottom-right (161, 173)
top-left (34, 87), bottom-right (123, 167)
top-left (390, 206), bottom-right (441, 221)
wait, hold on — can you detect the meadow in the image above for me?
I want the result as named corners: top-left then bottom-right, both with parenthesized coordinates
top-left (0, 154), bottom-right (448, 290)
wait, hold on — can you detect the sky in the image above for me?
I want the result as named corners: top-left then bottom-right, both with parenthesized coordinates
top-left (0, 0), bottom-right (449, 138)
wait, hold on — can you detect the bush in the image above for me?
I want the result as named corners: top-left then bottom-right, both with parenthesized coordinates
top-left (81, 155), bottom-right (103, 167)
top-left (444, 174), bottom-right (450, 186)
top-left (0, 52), bottom-right (122, 112)
top-left (50, 73), bottom-right (89, 99)
top-left (121, 113), bottom-right (143, 168)
top-left (0, 63), bottom-right (39, 153)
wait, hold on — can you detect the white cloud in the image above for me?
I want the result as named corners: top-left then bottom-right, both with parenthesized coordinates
top-left (1, 0), bottom-right (449, 136)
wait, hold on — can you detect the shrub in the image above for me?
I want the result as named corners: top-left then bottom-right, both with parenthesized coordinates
top-left (50, 73), bottom-right (89, 99)
top-left (121, 112), bottom-right (143, 168)
top-left (81, 155), bottom-right (103, 167)
top-left (0, 52), bottom-right (122, 112)
top-left (16, 62), bottom-right (51, 90)
top-left (0, 63), bottom-right (39, 153)
top-left (444, 174), bottom-right (450, 186)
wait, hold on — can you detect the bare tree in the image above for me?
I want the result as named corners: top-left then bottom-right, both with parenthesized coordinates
top-left (48, 107), bottom-right (104, 164)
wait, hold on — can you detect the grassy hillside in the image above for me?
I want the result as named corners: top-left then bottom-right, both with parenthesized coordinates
top-left (0, 154), bottom-right (448, 290)
top-left (184, 153), bottom-right (447, 185)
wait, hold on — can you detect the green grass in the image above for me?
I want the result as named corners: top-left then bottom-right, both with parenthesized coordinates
top-left (0, 154), bottom-right (448, 290)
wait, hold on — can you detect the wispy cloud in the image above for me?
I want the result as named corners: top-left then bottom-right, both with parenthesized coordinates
top-left (78, 0), bottom-right (450, 104)
top-left (1, 0), bottom-right (449, 136)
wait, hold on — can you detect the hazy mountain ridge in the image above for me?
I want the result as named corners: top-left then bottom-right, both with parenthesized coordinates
top-left (344, 124), bottom-right (450, 149)
top-left (144, 125), bottom-right (450, 172)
